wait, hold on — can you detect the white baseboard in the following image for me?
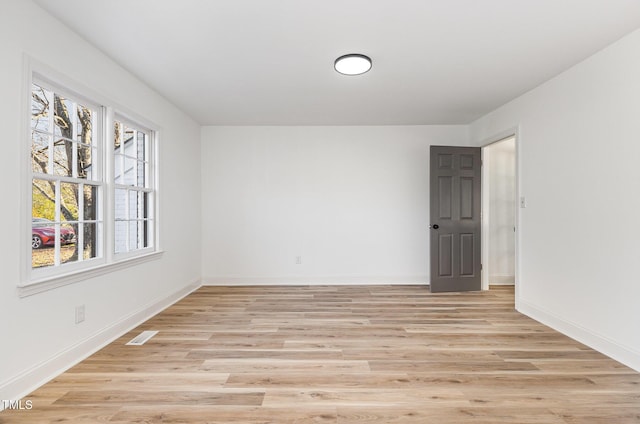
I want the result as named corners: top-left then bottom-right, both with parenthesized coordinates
top-left (203, 275), bottom-right (428, 286)
top-left (489, 274), bottom-right (515, 285)
top-left (518, 299), bottom-right (640, 373)
top-left (0, 279), bottom-right (201, 406)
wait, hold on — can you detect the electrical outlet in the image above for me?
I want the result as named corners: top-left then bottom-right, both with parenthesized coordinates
top-left (295, 256), bottom-right (302, 265)
top-left (75, 305), bottom-right (85, 324)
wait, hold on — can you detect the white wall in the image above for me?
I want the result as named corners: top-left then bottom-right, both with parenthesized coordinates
top-left (0, 0), bottom-right (202, 400)
top-left (470, 29), bottom-right (640, 371)
top-left (4, 0), bottom-right (637, 403)
top-left (486, 138), bottom-right (516, 284)
top-left (201, 125), bottom-right (468, 285)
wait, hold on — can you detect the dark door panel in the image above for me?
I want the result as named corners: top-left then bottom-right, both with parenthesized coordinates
top-left (430, 146), bottom-right (481, 292)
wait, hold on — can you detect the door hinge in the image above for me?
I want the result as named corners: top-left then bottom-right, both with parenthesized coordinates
top-left (480, 264), bottom-right (483, 270)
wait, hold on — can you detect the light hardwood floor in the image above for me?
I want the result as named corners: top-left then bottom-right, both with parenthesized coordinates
top-left (2, 285), bottom-right (640, 423)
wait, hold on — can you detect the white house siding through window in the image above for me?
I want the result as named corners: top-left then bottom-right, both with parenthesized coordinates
top-left (113, 120), bottom-right (153, 254)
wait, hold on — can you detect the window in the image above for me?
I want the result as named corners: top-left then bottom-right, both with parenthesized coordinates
top-left (25, 69), bottom-right (158, 293)
top-left (30, 80), bottom-right (103, 271)
top-left (113, 119), bottom-right (155, 255)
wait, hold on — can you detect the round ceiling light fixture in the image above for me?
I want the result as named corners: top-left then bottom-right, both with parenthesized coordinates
top-left (334, 53), bottom-right (372, 76)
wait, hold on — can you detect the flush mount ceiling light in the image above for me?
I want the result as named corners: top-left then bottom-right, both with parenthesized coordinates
top-left (334, 54), bottom-right (372, 76)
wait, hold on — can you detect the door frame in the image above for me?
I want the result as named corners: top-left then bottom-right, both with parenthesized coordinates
top-left (479, 128), bottom-right (521, 306)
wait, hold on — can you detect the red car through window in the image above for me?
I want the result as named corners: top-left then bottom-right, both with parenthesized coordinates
top-left (32, 218), bottom-right (76, 249)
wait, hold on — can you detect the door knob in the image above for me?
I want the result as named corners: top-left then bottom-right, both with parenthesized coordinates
top-left (430, 224), bottom-right (439, 230)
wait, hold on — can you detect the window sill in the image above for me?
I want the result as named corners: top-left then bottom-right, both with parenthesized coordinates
top-left (18, 250), bottom-right (164, 298)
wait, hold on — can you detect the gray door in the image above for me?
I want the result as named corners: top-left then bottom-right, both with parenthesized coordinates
top-left (430, 146), bottom-right (482, 292)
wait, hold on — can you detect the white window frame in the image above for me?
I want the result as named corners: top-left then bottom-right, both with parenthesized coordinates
top-left (28, 74), bottom-right (107, 281)
top-left (111, 114), bottom-right (157, 260)
top-left (20, 58), bottom-right (162, 297)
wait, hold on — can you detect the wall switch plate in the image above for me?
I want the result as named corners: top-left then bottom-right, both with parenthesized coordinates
top-left (520, 196), bottom-right (527, 208)
top-left (75, 305), bottom-right (85, 324)
top-left (295, 256), bottom-right (302, 265)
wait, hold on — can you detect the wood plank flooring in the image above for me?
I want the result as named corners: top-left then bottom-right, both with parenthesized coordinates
top-left (2, 285), bottom-right (640, 423)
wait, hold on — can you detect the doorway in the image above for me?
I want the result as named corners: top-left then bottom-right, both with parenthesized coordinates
top-left (481, 136), bottom-right (517, 290)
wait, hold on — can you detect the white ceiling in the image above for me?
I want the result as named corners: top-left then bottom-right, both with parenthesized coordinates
top-left (33, 0), bottom-right (640, 125)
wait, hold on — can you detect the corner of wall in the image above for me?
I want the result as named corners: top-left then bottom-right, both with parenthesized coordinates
top-left (518, 299), bottom-right (640, 373)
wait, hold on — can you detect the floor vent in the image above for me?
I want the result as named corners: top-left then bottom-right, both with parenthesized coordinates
top-left (126, 330), bottom-right (158, 346)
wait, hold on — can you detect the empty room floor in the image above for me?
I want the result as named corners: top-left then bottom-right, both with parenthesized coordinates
top-left (2, 285), bottom-right (640, 423)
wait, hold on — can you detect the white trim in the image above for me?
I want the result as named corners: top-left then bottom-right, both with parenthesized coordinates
top-left (30, 256), bottom-right (109, 287)
top-left (113, 113), bottom-right (153, 136)
top-left (112, 246), bottom-right (157, 262)
top-left (203, 275), bottom-right (429, 286)
top-left (23, 55), bottom-right (162, 293)
top-left (518, 299), bottom-right (640, 373)
top-left (1, 279), bottom-right (201, 404)
top-left (26, 56), bottom-right (161, 132)
top-left (477, 127), bottom-right (521, 305)
top-left (27, 64), bottom-right (107, 284)
top-left (20, 55), bottom-right (34, 290)
top-left (31, 73), bottom-right (103, 116)
top-left (488, 274), bottom-right (515, 285)
top-left (481, 147), bottom-right (491, 291)
top-left (480, 133), bottom-right (518, 291)
top-left (112, 116), bottom-right (157, 256)
top-left (18, 250), bottom-right (164, 297)
top-left (152, 130), bottom-right (161, 251)
top-left (105, 106), bottom-right (116, 263)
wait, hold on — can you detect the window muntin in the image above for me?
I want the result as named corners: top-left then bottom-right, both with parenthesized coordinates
top-left (25, 70), bottom-right (158, 290)
top-left (30, 81), bottom-right (103, 271)
top-left (113, 119), bottom-right (154, 255)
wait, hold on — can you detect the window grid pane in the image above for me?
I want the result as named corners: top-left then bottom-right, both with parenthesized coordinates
top-left (28, 76), bottom-right (155, 284)
top-left (113, 118), bottom-right (153, 255)
top-left (31, 81), bottom-right (103, 272)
